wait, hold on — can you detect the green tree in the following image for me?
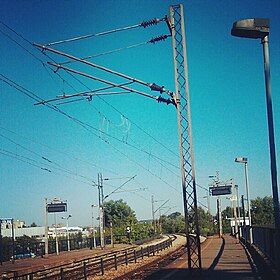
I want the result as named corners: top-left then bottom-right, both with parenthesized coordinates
top-left (30, 222), bottom-right (37, 227)
top-left (103, 199), bottom-right (138, 242)
top-left (161, 212), bottom-right (185, 234)
top-left (251, 196), bottom-right (274, 226)
top-left (104, 199), bottom-right (137, 228)
top-left (197, 207), bottom-right (210, 236)
top-left (222, 206), bottom-right (232, 233)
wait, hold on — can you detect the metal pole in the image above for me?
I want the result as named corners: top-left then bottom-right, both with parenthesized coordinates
top-left (232, 180), bottom-right (239, 241)
top-left (44, 198), bottom-right (49, 256)
top-left (241, 195), bottom-right (247, 243)
top-left (54, 213), bottom-right (59, 255)
top-left (236, 185), bottom-right (241, 237)
top-left (218, 197), bottom-right (222, 238)
top-left (93, 228), bottom-right (96, 249)
top-left (110, 222), bottom-right (114, 248)
top-left (170, 4), bottom-right (201, 270)
top-left (244, 162), bottom-right (253, 244)
top-left (91, 205), bottom-right (97, 249)
top-left (98, 173), bottom-right (104, 249)
top-left (152, 196), bottom-right (155, 235)
top-left (11, 219), bottom-right (15, 263)
top-left (262, 35), bottom-right (280, 273)
top-left (0, 220), bottom-right (2, 265)
top-left (262, 36), bottom-right (280, 230)
top-left (66, 218), bottom-right (70, 251)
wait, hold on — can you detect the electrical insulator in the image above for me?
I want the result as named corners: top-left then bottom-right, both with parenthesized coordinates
top-left (150, 83), bottom-right (164, 93)
top-left (149, 35), bottom-right (169, 44)
top-left (157, 96), bottom-right (176, 106)
top-left (141, 18), bottom-right (160, 28)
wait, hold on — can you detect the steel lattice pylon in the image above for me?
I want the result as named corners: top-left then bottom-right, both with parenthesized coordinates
top-left (170, 4), bottom-right (202, 270)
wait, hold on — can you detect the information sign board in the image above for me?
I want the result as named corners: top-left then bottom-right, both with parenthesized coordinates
top-left (47, 202), bottom-right (67, 213)
top-left (210, 185), bottom-right (232, 196)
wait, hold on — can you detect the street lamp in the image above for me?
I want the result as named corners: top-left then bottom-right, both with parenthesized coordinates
top-left (235, 157), bottom-right (252, 244)
top-left (231, 18), bottom-right (280, 268)
top-left (61, 214), bottom-right (72, 251)
top-left (231, 18), bottom-right (279, 227)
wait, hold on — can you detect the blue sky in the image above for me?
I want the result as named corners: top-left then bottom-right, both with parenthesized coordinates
top-left (1, 0), bottom-right (279, 227)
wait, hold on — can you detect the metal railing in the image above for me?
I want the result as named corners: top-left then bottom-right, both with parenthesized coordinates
top-left (240, 225), bottom-right (277, 264)
top-left (1, 234), bottom-right (147, 262)
top-left (3, 237), bottom-right (173, 279)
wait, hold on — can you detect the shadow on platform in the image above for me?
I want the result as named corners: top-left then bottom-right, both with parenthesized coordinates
top-left (144, 268), bottom-right (256, 280)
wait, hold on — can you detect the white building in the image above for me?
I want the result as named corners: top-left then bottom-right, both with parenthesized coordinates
top-left (1, 227), bottom-right (45, 239)
top-left (48, 226), bottom-right (83, 238)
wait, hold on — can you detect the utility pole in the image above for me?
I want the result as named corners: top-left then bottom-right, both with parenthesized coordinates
top-left (44, 198), bottom-right (49, 257)
top-left (232, 179), bottom-right (239, 241)
top-left (151, 196), bottom-right (156, 234)
top-left (34, 3), bottom-right (201, 271)
top-left (209, 172), bottom-right (222, 238)
top-left (110, 222), bottom-right (114, 247)
top-left (170, 4), bottom-right (201, 270)
top-left (241, 195), bottom-right (247, 242)
top-left (98, 173), bottom-right (105, 248)
top-left (217, 197), bottom-right (222, 238)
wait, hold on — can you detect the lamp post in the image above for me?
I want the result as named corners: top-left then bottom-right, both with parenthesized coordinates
top-left (61, 214), bottom-right (72, 251)
top-left (231, 17), bottom-right (279, 229)
top-left (235, 158), bottom-right (253, 243)
top-left (231, 18), bottom-right (279, 270)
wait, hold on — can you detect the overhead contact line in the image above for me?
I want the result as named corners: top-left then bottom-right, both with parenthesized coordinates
top-left (45, 17), bottom-right (167, 47)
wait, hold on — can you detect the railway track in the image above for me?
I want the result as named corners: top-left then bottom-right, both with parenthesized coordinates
top-left (3, 235), bottom-right (176, 279)
top-left (112, 236), bottom-right (185, 280)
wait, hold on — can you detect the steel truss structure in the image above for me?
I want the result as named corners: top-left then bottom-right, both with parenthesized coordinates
top-left (170, 4), bottom-right (202, 270)
top-left (33, 2), bottom-right (202, 271)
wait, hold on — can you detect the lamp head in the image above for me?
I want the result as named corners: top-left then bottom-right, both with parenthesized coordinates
top-left (235, 157), bottom-right (248, 163)
top-left (231, 18), bottom-right (270, 39)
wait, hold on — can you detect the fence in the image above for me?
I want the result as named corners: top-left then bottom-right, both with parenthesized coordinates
top-left (0, 233), bottom-right (158, 263)
top-left (4, 237), bottom-right (173, 279)
top-left (240, 225), bottom-right (277, 265)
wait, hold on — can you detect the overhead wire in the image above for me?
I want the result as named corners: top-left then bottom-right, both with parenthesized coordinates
top-left (34, 43), bottom-right (174, 100)
top-left (0, 20), bottom-right (178, 160)
top-left (1, 20), bottom-right (182, 197)
top-left (45, 17), bottom-right (166, 46)
top-left (2, 75), bottom-right (180, 194)
top-left (0, 136), bottom-right (96, 183)
top-left (59, 35), bottom-right (171, 65)
top-left (0, 127), bottom-right (118, 175)
top-left (1, 73), bottom-right (179, 177)
top-left (0, 149), bottom-right (95, 186)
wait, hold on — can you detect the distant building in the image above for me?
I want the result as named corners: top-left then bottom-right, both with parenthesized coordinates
top-left (48, 226), bottom-right (83, 238)
top-left (0, 219), bottom-right (26, 229)
top-left (1, 227), bottom-right (45, 239)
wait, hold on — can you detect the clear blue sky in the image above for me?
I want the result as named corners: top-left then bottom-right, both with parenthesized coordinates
top-left (1, 0), bottom-right (279, 227)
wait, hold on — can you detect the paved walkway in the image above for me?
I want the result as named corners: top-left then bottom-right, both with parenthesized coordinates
top-left (145, 234), bottom-right (260, 279)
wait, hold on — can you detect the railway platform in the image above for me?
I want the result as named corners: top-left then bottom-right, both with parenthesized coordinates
top-left (145, 234), bottom-right (261, 279)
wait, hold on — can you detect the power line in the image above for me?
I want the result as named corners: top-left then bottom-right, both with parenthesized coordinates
top-left (33, 43), bottom-right (174, 99)
top-left (2, 76), bottom-right (180, 194)
top-left (0, 149), bottom-right (94, 187)
top-left (1, 22), bottom-right (181, 194)
top-left (0, 126), bottom-right (119, 176)
top-left (45, 17), bottom-right (166, 46)
top-left (0, 20), bottom-right (179, 161)
top-left (59, 35), bottom-right (170, 65)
